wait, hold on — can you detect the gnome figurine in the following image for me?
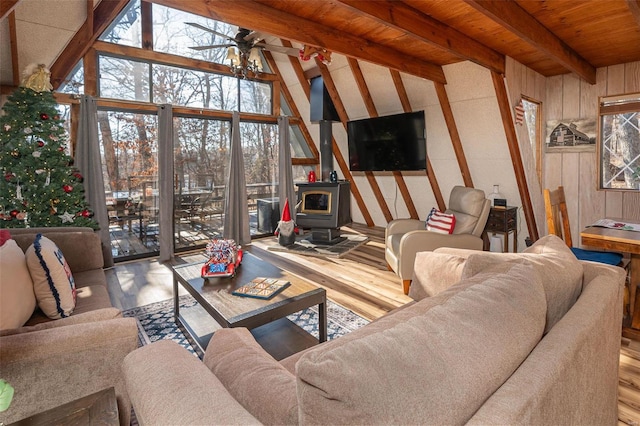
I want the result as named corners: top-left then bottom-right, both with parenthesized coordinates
top-left (275, 198), bottom-right (297, 246)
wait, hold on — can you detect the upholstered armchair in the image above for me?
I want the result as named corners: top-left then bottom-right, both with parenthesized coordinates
top-left (385, 186), bottom-right (491, 295)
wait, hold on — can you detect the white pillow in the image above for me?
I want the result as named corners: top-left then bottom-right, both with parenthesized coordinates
top-left (425, 207), bottom-right (456, 234)
top-left (25, 234), bottom-right (76, 319)
top-left (0, 239), bottom-right (36, 330)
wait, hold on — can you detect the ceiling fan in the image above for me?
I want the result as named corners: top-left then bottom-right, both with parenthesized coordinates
top-left (186, 22), bottom-right (300, 77)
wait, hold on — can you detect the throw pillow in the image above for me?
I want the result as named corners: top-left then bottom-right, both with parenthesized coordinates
top-left (425, 207), bottom-right (456, 234)
top-left (0, 239), bottom-right (37, 330)
top-left (25, 234), bottom-right (77, 319)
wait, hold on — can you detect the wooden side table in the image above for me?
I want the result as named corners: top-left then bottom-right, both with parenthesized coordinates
top-left (483, 206), bottom-right (518, 253)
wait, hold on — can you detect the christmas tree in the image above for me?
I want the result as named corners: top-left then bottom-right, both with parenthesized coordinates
top-left (0, 64), bottom-right (98, 229)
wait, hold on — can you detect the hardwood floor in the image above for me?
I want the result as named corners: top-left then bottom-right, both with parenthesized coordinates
top-left (105, 223), bottom-right (640, 425)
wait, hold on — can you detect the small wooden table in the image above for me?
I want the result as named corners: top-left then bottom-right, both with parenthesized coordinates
top-left (581, 224), bottom-right (640, 328)
top-left (483, 206), bottom-right (518, 252)
top-left (171, 249), bottom-right (327, 358)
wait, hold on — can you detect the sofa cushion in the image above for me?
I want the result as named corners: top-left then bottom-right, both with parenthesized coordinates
top-left (0, 239), bottom-right (37, 330)
top-left (457, 235), bottom-right (583, 333)
top-left (409, 251), bottom-right (467, 301)
top-left (296, 262), bottom-right (547, 425)
top-left (25, 234), bottom-right (76, 319)
top-left (203, 328), bottom-right (298, 425)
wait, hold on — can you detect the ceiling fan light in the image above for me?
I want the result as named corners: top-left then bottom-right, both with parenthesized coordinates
top-left (226, 47), bottom-right (240, 66)
top-left (248, 48), bottom-right (263, 71)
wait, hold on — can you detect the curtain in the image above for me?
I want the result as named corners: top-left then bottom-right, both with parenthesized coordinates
top-left (158, 104), bottom-right (174, 262)
top-left (278, 116), bottom-right (296, 222)
top-left (223, 111), bottom-right (250, 245)
top-left (76, 95), bottom-right (112, 267)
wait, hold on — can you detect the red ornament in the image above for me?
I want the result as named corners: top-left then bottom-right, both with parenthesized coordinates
top-left (58, 146), bottom-right (64, 151)
top-left (54, 115), bottom-right (60, 120)
top-left (10, 210), bottom-right (18, 218)
top-left (63, 184), bottom-right (73, 193)
top-left (72, 172), bottom-right (83, 181)
top-left (4, 172), bottom-right (13, 181)
top-left (40, 113), bottom-right (49, 120)
top-left (37, 140), bottom-right (45, 147)
top-left (80, 209), bottom-right (92, 218)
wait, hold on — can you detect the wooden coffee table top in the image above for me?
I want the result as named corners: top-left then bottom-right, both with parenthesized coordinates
top-left (172, 250), bottom-right (326, 329)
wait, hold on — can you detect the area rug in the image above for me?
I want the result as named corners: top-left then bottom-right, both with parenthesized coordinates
top-left (267, 234), bottom-right (369, 258)
top-left (122, 294), bottom-right (369, 357)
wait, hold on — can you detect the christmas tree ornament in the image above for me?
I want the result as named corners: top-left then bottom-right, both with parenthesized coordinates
top-left (62, 184), bottom-right (73, 193)
top-left (37, 140), bottom-right (45, 147)
top-left (40, 113), bottom-right (49, 120)
top-left (72, 171), bottom-right (84, 182)
top-left (16, 212), bottom-right (26, 220)
top-left (58, 211), bottom-right (74, 223)
top-left (21, 64), bottom-right (53, 92)
top-left (80, 209), bottom-right (92, 218)
top-left (4, 172), bottom-right (13, 181)
top-left (45, 171), bottom-right (50, 186)
top-left (3, 124), bottom-right (10, 131)
top-left (52, 198), bottom-right (59, 205)
top-left (23, 128), bottom-right (32, 134)
top-left (51, 135), bottom-right (59, 142)
top-left (10, 150), bottom-right (19, 158)
top-left (49, 200), bottom-right (57, 214)
top-left (10, 210), bottom-right (18, 218)
top-left (16, 182), bottom-right (23, 201)
top-left (32, 151), bottom-right (41, 158)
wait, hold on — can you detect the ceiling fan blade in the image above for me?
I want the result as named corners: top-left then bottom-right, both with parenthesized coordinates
top-left (185, 22), bottom-right (235, 42)
top-left (256, 43), bottom-right (300, 57)
top-left (188, 44), bottom-right (235, 51)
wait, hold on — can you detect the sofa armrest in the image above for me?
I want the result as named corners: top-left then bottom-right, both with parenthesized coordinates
top-left (0, 317), bottom-right (138, 426)
top-left (385, 219), bottom-right (424, 238)
top-left (123, 340), bottom-right (261, 425)
top-left (0, 308), bottom-right (122, 337)
top-left (397, 231), bottom-right (483, 279)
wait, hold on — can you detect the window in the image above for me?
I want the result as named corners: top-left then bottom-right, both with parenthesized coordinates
top-left (599, 93), bottom-right (640, 190)
top-left (99, 0), bottom-right (142, 48)
top-left (58, 61), bottom-right (84, 95)
top-left (521, 97), bottom-right (542, 184)
top-left (99, 56), bottom-right (150, 102)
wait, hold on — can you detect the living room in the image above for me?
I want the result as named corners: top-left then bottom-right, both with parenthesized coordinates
top-left (1, 0), bottom-right (640, 424)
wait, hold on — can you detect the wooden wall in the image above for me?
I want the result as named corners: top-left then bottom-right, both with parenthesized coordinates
top-left (543, 61), bottom-right (640, 246)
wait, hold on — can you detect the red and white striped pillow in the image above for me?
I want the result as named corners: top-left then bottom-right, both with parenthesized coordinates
top-left (425, 208), bottom-right (456, 234)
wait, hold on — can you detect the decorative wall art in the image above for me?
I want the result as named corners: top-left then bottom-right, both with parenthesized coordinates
top-left (545, 118), bottom-right (597, 152)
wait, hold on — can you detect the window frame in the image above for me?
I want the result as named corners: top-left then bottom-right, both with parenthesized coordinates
top-left (597, 93), bottom-right (640, 191)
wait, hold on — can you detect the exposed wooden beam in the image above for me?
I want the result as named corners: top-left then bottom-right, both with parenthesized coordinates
top-left (316, 59), bottom-right (374, 226)
top-left (8, 11), bottom-right (19, 86)
top-left (141, 0), bottom-right (153, 50)
top-left (348, 57), bottom-right (394, 223)
top-left (434, 82), bottom-right (474, 188)
top-left (464, 0), bottom-right (596, 84)
top-left (391, 70), bottom-right (445, 213)
top-left (337, 0), bottom-right (505, 75)
top-left (262, 49), bottom-right (319, 161)
top-left (146, 0), bottom-right (447, 83)
top-left (50, 0), bottom-right (130, 89)
top-left (0, 0), bottom-right (19, 20)
top-left (491, 71), bottom-right (539, 241)
top-left (628, 0), bottom-right (640, 29)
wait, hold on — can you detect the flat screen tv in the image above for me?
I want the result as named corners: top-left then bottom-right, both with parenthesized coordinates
top-left (347, 111), bottom-right (426, 171)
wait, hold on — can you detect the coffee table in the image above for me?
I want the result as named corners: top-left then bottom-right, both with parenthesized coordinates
top-left (171, 250), bottom-right (327, 356)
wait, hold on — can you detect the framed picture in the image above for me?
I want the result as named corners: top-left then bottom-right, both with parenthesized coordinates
top-left (545, 118), bottom-right (596, 152)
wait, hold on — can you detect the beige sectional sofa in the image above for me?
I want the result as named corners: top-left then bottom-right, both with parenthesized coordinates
top-left (122, 235), bottom-right (625, 425)
top-left (0, 227), bottom-right (138, 425)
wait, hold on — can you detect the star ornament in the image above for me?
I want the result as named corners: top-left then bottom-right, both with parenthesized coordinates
top-left (59, 211), bottom-right (75, 223)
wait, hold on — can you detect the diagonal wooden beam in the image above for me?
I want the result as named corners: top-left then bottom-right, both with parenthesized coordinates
top-left (0, 0), bottom-right (20, 20)
top-left (146, 0), bottom-right (446, 83)
top-left (49, 0), bottom-right (130, 89)
top-left (434, 82), bottom-right (474, 188)
top-left (491, 71), bottom-right (539, 241)
top-left (628, 0), bottom-right (640, 29)
top-left (391, 70), bottom-right (445, 213)
top-left (347, 58), bottom-right (394, 223)
top-left (337, 0), bottom-right (504, 75)
top-left (464, 0), bottom-right (596, 84)
top-left (315, 60), bottom-right (374, 226)
top-left (8, 11), bottom-right (19, 86)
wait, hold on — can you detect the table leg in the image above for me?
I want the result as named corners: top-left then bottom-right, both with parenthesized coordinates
top-left (318, 301), bottom-right (327, 343)
top-left (173, 274), bottom-right (180, 321)
top-left (630, 254), bottom-right (640, 329)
